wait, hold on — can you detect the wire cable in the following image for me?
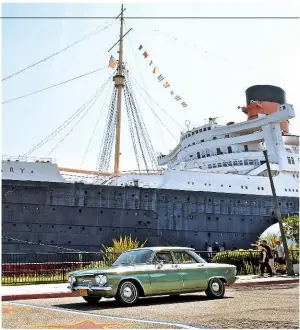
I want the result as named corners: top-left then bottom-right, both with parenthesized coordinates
top-left (22, 72), bottom-right (114, 157)
top-left (80, 79), bottom-right (114, 168)
top-left (1, 20), bottom-right (117, 82)
top-left (2, 66), bottom-right (108, 105)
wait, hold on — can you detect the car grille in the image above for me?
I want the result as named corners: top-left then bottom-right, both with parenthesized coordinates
top-left (75, 276), bottom-right (95, 286)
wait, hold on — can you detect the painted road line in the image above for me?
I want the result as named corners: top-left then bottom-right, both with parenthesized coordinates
top-left (8, 302), bottom-right (208, 329)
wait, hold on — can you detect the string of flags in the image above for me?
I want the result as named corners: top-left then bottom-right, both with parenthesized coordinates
top-left (138, 45), bottom-right (188, 108)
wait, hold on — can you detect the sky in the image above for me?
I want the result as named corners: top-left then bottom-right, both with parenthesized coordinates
top-left (1, 1), bottom-right (299, 172)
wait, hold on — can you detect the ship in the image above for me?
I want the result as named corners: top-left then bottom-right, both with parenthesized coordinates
top-left (2, 5), bottom-right (299, 254)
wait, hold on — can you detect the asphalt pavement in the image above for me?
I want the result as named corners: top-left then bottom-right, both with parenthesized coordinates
top-left (2, 283), bottom-right (299, 329)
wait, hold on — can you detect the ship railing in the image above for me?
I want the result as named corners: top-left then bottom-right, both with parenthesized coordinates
top-left (2, 250), bottom-right (299, 285)
top-left (2, 155), bottom-right (56, 164)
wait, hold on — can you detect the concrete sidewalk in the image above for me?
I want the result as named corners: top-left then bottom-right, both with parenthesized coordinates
top-left (1, 275), bottom-right (299, 301)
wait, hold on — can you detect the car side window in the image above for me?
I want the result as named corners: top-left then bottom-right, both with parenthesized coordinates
top-left (154, 252), bottom-right (174, 264)
top-left (173, 251), bottom-right (198, 264)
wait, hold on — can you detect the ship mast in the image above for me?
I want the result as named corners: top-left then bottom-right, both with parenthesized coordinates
top-left (113, 4), bottom-right (125, 176)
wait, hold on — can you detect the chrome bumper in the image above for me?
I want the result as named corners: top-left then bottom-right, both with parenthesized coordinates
top-left (68, 285), bottom-right (113, 292)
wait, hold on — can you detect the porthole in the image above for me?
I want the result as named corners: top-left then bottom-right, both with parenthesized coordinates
top-left (52, 208), bottom-right (56, 211)
top-left (241, 186), bottom-right (244, 189)
top-left (229, 185), bottom-right (231, 188)
top-left (99, 228), bottom-right (102, 231)
top-left (69, 226), bottom-right (72, 229)
top-left (245, 186), bottom-right (248, 189)
top-left (51, 240), bottom-right (54, 244)
top-left (98, 192), bottom-right (101, 195)
top-left (79, 209), bottom-right (82, 213)
top-left (261, 187), bottom-right (264, 190)
top-left (52, 225), bottom-right (54, 228)
top-left (85, 191), bottom-right (87, 195)
top-left (82, 227), bottom-right (85, 230)
top-left (100, 210), bottom-right (103, 214)
top-left (39, 225), bottom-right (42, 228)
top-left (68, 241), bottom-right (71, 244)
top-left (207, 217), bottom-right (211, 220)
top-left (13, 224), bottom-right (16, 227)
top-left (285, 189), bottom-right (287, 191)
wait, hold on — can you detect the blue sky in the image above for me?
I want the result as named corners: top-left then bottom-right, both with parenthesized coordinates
top-left (1, 2), bottom-right (299, 171)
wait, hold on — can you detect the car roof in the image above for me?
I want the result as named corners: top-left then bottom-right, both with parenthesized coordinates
top-left (129, 247), bottom-right (195, 252)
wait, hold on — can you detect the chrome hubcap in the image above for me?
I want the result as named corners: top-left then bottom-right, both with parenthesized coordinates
top-left (212, 282), bottom-right (220, 291)
top-left (123, 286), bottom-right (133, 298)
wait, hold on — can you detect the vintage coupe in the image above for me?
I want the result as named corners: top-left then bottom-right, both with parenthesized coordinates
top-left (67, 247), bottom-right (237, 306)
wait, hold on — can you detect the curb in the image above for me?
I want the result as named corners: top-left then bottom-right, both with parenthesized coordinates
top-left (2, 279), bottom-right (299, 302)
top-left (232, 278), bottom-right (299, 287)
top-left (2, 292), bottom-right (77, 302)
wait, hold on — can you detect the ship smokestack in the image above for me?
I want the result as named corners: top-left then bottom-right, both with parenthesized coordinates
top-left (242, 85), bottom-right (289, 133)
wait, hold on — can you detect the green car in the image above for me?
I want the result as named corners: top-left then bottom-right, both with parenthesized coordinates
top-left (67, 247), bottom-right (237, 306)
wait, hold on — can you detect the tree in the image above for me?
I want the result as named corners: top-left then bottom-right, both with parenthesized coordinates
top-left (282, 215), bottom-right (299, 246)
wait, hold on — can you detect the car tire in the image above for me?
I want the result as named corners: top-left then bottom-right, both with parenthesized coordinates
top-left (205, 278), bottom-right (225, 299)
top-left (83, 296), bottom-right (102, 304)
top-left (116, 280), bottom-right (140, 306)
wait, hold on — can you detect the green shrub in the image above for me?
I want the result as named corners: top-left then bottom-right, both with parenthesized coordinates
top-left (212, 249), bottom-right (299, 275)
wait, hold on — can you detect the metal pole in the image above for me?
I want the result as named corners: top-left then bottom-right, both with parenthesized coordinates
top-left (263, 149), bottom-right (294, 276)
top-left (113, 4), bottom-right (125, 176)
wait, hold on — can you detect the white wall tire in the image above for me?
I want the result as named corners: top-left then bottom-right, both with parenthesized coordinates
top-left (205, 278), bottom-right (225, 299)
top-left (116, 281), bottom-right (140, 306)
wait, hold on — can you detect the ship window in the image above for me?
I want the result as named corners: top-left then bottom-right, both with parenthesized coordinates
top-left (229, 185), bottom-right (231, 187)
top-left (217, 163), bottom-right (222, 167)
top-left (206, 153), bottom-right (210, 157)
top-left (202, 155), bottom-right (206, 158)
top-left (203, 128), bottom-right (207, 131)
top-left (227, 146), bottom-right (232, 153)
top-left (69, 226), bottom-right (72, 229)
top-left (289, 189), bottom-right (291, 192)
top-left (285, 188), bottom-right (287, 191)
top-left (228, 161), bottom-right (232, 166)
top-left (249, 160), bottom-right (254, 165)
top-left (233, 161), bottom-right (238, 166)
top-left (31, 171), bottom-right (34, 174)
top-left (82, 227), bottom-right (85, 230)
top-left (261, 187), bottom-right (264, 190)
top-left (79, 209), bottom-right (82, 213)
top-left (212, 164), bottom-right (217, 168)
top-left (245, 186), bottom-right (248, 189)
top-left (291, 157), bottom-right (295, 164)
top-left (241, 186), bottom-right (244, 189)
top-left (296, 189), bottom-right (298, 192)
top-left (213, 137), bottom-right (217, 140)
top-left (238, 160), bottom-right (243, 165)
top-left (196, 130), bottom-right (198, 133)
top-left (199, 129), bottom-right (202, 132)
top-left (244, 145), bottom-right (249, 152)
top-left (52, 225), bottom-right (54, 228)
top-left (208, 127), bottom-right (211, 130)
top-left (217, 148), bottom-right (222, 155)
top-left (244, 160), bottom-right (249, 165)
top-left (197, 152), bottom-right (200, 158)
top-left (287, 157), bottom-right (291, 164)
top-left (188, 134), bottom-right (191, 137)
top-left (201, 139), bottom-right (204, 142)
top-left (52, 208), bottom-right (56, 211)
top-left (68, 241), bottom-right (71, 244)
top-left (208, 164), bottom-right (212, 169)
top-left (51, 240), bottom-right (54, 243)
top-left (190, 154), bottom-right (193, 157)
top-left (192, 142), bottom-right (195, 145)
top-left (207, 216), bottom-right (211, 220)
top-left (192, 132), bottom-right (194, 135)
top-left (85, 191), bottom-right (87, 194)
top-left (225, 135), bottom-right (229, 138)
top-left (223, 162), bottom-right (228, 167)
top-left (258, 187), bottom-right (260, 190)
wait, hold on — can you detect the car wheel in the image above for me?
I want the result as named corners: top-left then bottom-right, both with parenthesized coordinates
top-left (83, 296), bottom-right (102, 304)
top-left (205, 278), bottom-right (225, 299)
top-left (116, 280), bottom-right (140, 306)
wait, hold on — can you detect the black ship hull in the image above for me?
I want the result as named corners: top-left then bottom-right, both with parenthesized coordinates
top-left (2, 179), bottom-right (299, 253)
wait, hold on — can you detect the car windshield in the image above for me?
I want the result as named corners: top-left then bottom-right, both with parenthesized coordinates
top-left (189, 251), bottom-right (207, 263)
top-left (112, 249), bottom-right (153, 266)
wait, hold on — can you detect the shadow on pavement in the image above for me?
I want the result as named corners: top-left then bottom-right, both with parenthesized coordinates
top-left (53, 294), bottom-right (233, 310)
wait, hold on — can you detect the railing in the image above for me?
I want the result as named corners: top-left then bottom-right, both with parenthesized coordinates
top-left (2, 250), bottom-right (299, 285)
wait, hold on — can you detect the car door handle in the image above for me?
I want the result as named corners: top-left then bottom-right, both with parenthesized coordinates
top-left (171, 264), bottom-right (179, 268)
top-left (198, 264), bottom-right (205, 267)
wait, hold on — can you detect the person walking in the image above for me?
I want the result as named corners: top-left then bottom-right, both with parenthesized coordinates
top-left (258, 244), bottom-right (273, 277)
top-left (261, 240), bottom-right (276, 275)
top-left (275, 240), bottom-right (286, 274)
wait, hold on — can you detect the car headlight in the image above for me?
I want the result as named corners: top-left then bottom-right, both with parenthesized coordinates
top-left (95, 275), bottom-right (107, 286)
top-left (68, 276), bottom-right (76, 284)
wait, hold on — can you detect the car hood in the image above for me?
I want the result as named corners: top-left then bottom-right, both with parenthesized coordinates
top-left (69, 265), bottom-right (135, 277)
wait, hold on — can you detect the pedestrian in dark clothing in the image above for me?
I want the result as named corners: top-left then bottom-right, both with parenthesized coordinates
top-left (258, 244), bottom-right (273, 276)
top-left (261, 240), bottom-right (276, 274)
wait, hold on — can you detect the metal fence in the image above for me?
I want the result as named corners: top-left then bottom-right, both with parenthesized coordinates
top-left (2, 250), bottom-right (299, 285)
